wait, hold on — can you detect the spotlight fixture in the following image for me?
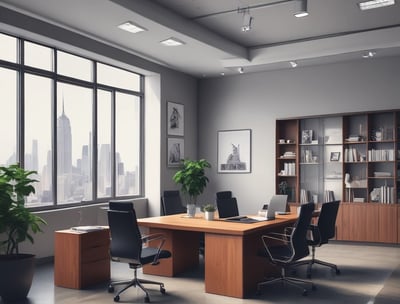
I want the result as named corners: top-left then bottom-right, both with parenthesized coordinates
top-left (290, 61), bottom-right (298, 68)
top-left (294, 0), bottom-right (309, 17)
top-left (358, 0), bottom-right (395, 10)
top-left (238, 7), bottom-right (253, 32)
top-left (118, 21), bottom-right (147, 33)
top-left (238, 67), bottom-right (244, 74)
top-left (160, 37), bottom-right (185, 46)
top-left (362, 51), bottom-right (376, 58)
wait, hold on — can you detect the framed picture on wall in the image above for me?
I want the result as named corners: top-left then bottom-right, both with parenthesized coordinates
top-left (167, 101), bottom-right (184, 136)
top-left (167, 137), bottom-right (184, 167)
top-left (330, 151), bottom-right (340, 162)
top-left (217, 129), bottom-right (251, 173)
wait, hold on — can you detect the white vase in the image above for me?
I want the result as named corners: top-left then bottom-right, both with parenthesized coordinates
top-left (204, 211), bottom-right (214, 221)
top-left (186, 204), bottom-right (196, 217)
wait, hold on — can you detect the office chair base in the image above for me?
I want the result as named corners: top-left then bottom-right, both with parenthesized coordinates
top-left (108, 276), bottom-right (166, 303)
top-left (295, 258), bottom-right (340, 278)
top-left (257, 275), bottom-right (316, 296)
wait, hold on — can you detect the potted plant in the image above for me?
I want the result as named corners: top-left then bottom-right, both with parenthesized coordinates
top-left (172, 159), bottom-right (211, 217)
top-left (0, 164), bottom-right (47, 302)
top-left (202, 203), bottom-right (216, 221)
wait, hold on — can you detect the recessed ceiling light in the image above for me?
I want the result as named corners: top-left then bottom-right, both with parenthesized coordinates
top-left (362, 51), bottom-right (376, 58)
top-left (358, 0), bottom-right (395, 10)
top-left (290, 61), bottom-right (298, 68)
top-left (160, 37), bottom-right (185, 46)
top-left (118, 21), bottom-right (147, 34)
top-left (238, 67), bottom-right (244, 74)
top-left (294, 0), bottom-right (309, 17)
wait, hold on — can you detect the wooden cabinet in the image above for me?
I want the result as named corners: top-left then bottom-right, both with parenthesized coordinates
top-left (54, 228), bottom-right (110, 289)
top-left (276, 109), bottom-right (400, 244)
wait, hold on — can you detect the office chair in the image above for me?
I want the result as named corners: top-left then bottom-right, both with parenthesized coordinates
top-left (107, 208), bottom-right (171, 303)
top-left (216, 197), bottom-right (240, 218)
top-left (216, 191), bottom-right (233, 199)
top-left (296, 200), bottom-right (341, 278)
top-left (257, 202), bottom-right (316, 296)
top-left (161, 190), bottom-right (186, 215)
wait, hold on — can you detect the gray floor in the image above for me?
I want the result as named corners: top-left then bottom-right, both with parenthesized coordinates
top-left (13, 242), bottom-right (400, 304)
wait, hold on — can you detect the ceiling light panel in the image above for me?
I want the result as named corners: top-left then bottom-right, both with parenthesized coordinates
top-left (160, 37), bottom-right (185, 46)
top-left (118, 21), bottom-right (147, 33)
top-left (358, 0), bottom-right (395, 10)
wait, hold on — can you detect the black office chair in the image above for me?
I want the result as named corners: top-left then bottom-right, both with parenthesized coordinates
top-left (216, 191), bottom-right (232, 199)
top-left (296, 200), bottom-right (341, 278)
top-left (161, 190), bottom-right (186, 215)
top-left (257, 202), bottom-right (316, 296)
top-left (216, 197), bottom-right (240, 218)
top-left (107, 207), bottom-right (171, 303)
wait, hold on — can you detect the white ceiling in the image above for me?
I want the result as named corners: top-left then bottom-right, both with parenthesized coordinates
top-left (1, 0), bottom-right (400, 78)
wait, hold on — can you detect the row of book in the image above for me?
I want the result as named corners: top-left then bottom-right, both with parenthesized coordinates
top-left (368, 149), bottom-right (395, 161)
top-left (300, 189), bottom-right (336, 203)
top-left (370, 186), bottom-right (395, 204)
top-left (344, 148), bottom-right (364, 162)
top-left (280, 162), bottom-right (296, 176)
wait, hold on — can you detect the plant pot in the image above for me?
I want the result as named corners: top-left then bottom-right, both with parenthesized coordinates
top-left (186, 204), bottom-right (196, 217)
top-left (0, 254), bottom-right (35, 302)
top-left (204, 211), bottom-right (215, 221)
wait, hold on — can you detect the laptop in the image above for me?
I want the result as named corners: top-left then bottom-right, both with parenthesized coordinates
top-left (264, 195), bottom-right (288, 220)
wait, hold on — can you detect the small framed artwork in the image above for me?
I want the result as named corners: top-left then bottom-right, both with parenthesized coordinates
top-left (302, 130), bottom-right (313, 144)
top-left (217, 129), bottom-right (251, 173)
top-left (167, 137), bottom-right (184, 167)
top-left (167, 101), bottom-right (184, 136)
top-left (330, 152), bottom-right (340, 162)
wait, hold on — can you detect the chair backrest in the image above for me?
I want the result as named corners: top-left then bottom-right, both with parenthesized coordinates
top-left (107, 208), bottom-right (143, 263)
top-left (161, 190), bottom-right (186, 215)
top-left (317, 200), bottom-right (340, 244)
top-left (216, 191), bottom-right (232, 199)
top-left (109, 199), bottom-right (134, 211)
top-left (291, 202), bottom-right (315, 261)
top-left (216, 197), bottom-right (240, 218)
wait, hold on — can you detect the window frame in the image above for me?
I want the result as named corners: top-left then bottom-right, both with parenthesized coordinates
top-left (0, 33), bottom-right (144, 211)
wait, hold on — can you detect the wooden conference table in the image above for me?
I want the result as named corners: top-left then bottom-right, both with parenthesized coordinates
top-left (137, 213), bottom-right (298, 298)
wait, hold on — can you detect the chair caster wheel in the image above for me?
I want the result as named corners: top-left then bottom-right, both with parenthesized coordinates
top-left (144, 296), bottom-right (150, 303)
top-left (108, 285), bottom-right (114, 293)
top-left (302, 289), bottom-right (308, 296)
top-left (160, 287), bottom-right (166, 294)
top-left (113, 295), bottom-right (120, 302)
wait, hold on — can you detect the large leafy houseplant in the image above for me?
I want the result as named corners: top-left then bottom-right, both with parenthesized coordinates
top-left (172, 159), bottom-right (211, 216)
top-left (0, 164), bottom-right (46, 254)
top-left (0, 164), bottom-right (47, 301)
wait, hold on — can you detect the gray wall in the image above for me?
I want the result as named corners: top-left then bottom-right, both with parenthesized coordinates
top-left (198, 57), bottom-right (400, 214)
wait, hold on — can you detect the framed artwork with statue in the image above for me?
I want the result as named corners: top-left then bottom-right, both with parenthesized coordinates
top-left (217, 129), bottom-right (251, 173)
top-left (167, 101), bottom-right (184, 136)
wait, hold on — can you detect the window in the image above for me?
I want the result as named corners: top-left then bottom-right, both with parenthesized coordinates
top-left (24, 73), bottom-right (53, 206)
top-left (115, 92), bottom-right (141, 196)
top-left (0, 33), bottom-right (17, 63)
top-left (24, 41), bottom-right (54, 71)
top-left (0, 67), bottom-right (17, 165)
top-left (0, 33), bottom-right (144, 209)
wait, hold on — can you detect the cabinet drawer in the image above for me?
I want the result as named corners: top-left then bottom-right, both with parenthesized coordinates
top-left (81, 245), bottom-right (110, 263)
top-left (81, 229), bottom-right (110, 249)
top-left (81, 259), bottom-right (110, 288)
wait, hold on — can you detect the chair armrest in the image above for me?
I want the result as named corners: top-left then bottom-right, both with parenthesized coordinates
top-left (142, 233), bottom-right (167, 265)
top-left (141, 233), bottom-right (165, 243)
